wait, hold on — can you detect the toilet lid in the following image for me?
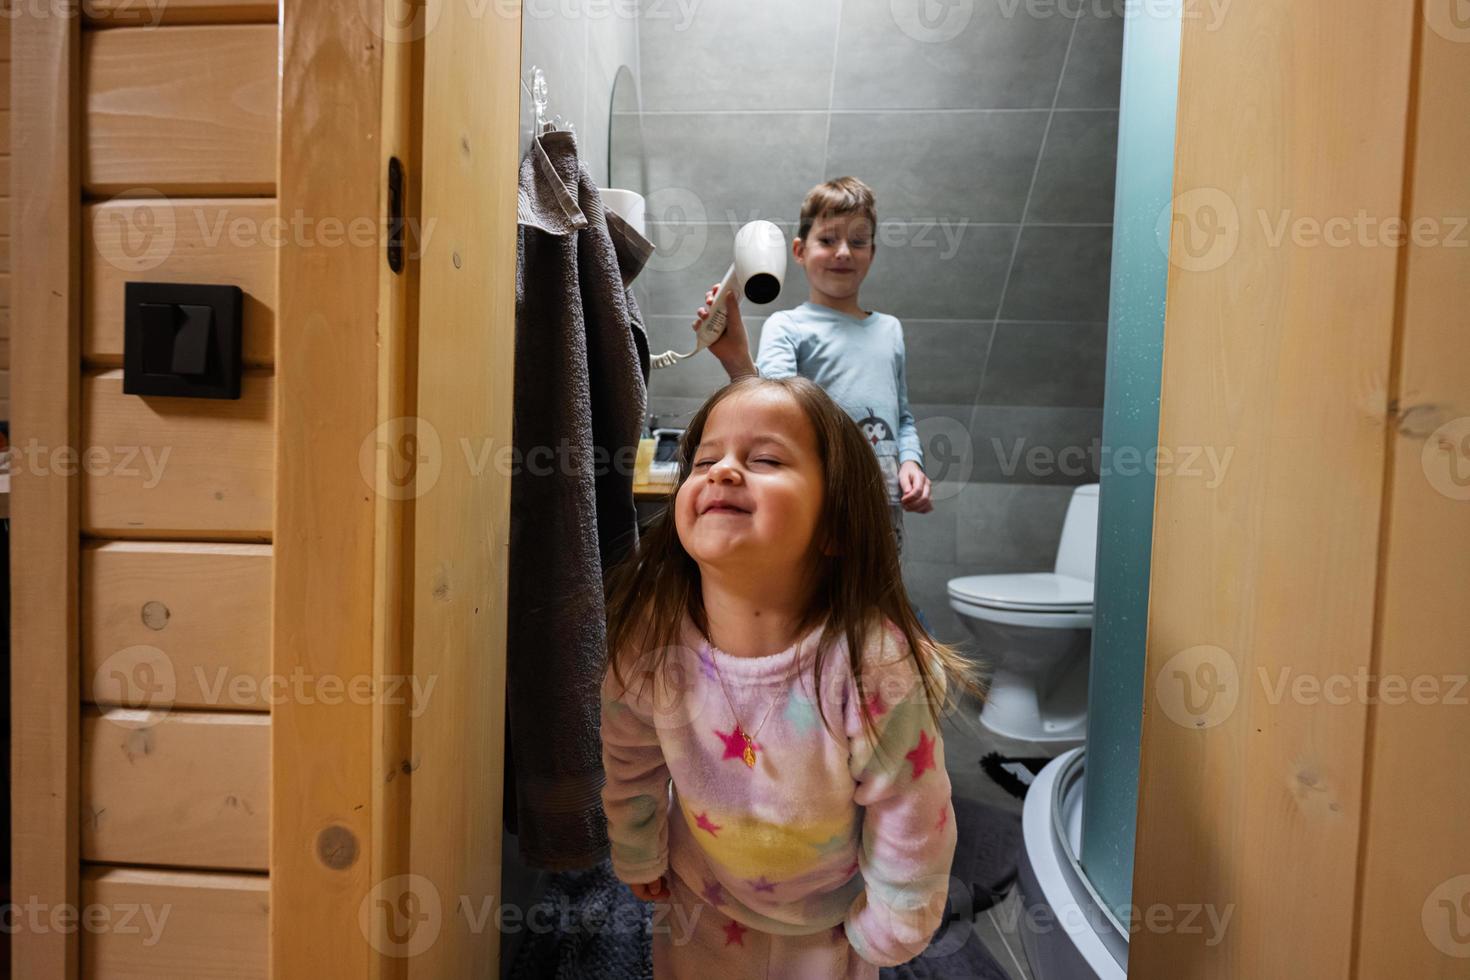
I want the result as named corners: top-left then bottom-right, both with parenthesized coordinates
top-left (948, 573), bottom-right (1093, 612)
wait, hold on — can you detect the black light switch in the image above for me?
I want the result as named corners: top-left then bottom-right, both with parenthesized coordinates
top-left (139, 302), bottom-right (177, 374)
top-left (172, 304), bottom-right (214, 375)
top-left (124, 283), bottom-right (242, 399)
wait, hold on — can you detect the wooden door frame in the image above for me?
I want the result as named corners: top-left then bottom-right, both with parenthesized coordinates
top-left (11, 6), bottom-right (82, 978)
top-left (405, 0), bottom-right (521, 974)
top-left (270, 0), bottom-right (388, 974)
top-left (272, 0), bottom-right (521, 975)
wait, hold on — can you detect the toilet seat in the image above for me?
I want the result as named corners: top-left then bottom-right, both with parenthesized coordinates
top-left (948, 573), bottom-right (1093, 614)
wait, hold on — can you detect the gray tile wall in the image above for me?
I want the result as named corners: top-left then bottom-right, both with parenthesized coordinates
top-left (520, 0), bottom-right (640, 188)
top-left (620, 0), bottom-right (1123, 648)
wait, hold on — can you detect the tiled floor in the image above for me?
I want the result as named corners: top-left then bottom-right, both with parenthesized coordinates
top-left (975, 888), bottom-right (1036, 980)
top-left (941, 691), bottom-right (1072, 980)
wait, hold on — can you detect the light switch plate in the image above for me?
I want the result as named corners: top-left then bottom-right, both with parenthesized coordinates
top-left (123, 282), bottom-right (243, 399)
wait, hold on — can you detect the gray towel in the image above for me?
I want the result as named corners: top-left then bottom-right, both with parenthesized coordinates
top-left (509, 131), bottom-right (654, 870)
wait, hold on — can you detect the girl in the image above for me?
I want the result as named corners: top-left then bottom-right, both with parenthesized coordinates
top-left (600, 376), bottom-right (979, 978)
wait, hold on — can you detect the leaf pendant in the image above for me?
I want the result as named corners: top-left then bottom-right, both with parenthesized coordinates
top-left (741, 741), bottom-right (756, 768)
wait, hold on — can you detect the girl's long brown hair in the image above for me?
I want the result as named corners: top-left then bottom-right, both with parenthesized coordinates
top-left (605, 376), bottom-right (982, 740)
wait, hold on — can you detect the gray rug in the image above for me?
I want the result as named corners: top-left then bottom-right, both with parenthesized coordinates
top-left (880, 797), bottom-right (1019, 980)
top-left (507, 861), bottom-right (652, 979)
top-left (508, 798), bottom-right (1022, 979)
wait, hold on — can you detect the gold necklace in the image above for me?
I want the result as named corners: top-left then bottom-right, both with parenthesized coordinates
top-left (704, 631), bottom-right (801, 769)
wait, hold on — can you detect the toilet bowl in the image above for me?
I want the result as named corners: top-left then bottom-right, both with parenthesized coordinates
top-left (948, 484), bottom-right (1099, 744)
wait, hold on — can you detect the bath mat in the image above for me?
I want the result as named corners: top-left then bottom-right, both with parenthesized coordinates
top-left (511, 799), bottom-right (1021, 978)
top-left (979, 752), bottom-right (1052, 800)
top-left (506, 860), bottom-right (652, 979)
top-left (881, 921), bottom-right (1013, 980)
top-left (946, 796), bottom-right (1023, 914)
top-left (879, 796), bottom-right (1022, 978)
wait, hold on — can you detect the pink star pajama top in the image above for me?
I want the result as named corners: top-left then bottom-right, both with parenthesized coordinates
top-left (600, 614), bottom-right (957, 971)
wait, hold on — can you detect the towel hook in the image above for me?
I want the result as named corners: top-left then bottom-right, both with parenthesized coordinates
top-left (531, 65), bottom-right (550, 132)
top-left (529, 65), bottom-right (575, 136)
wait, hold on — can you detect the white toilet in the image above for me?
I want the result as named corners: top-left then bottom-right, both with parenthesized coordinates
top-left (947, 484), bottom-right (1099, 744)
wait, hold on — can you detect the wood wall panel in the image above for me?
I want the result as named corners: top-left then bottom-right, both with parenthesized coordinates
top-left (85, 0), bottom-right (278, 28)
top-left (81, 867), bottom-right (268, 978)
top-left (80, 368), bottom-right (273, 540)
top-left (1353, 11), bottom-right (1470, 978)
top-left (83, 25), bottom-right (277, 196)
top-left (81, 707), bottom-right (269, 869)
top-left (18, 0), bottom-right (287, 973)
top-left (1131, 0), bottom-right (1418, 975)
top-left (82, 541), bottom-right (273, 711)
top-left (84, 197), bottom-right (277, 367)
top-left (3, 0), bottom-right (11, 414)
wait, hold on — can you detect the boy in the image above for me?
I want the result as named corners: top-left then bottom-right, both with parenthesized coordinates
top-left (695, 177), bottom-right (932, 552)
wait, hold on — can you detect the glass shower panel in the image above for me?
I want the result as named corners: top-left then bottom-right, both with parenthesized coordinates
top-left (1080, 0), bottom-right (1184, 920)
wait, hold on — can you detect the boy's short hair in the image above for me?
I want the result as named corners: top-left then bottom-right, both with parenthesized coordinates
top-left (798, 176), bottom-right (877, 242)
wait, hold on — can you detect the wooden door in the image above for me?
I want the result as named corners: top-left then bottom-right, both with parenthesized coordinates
top-left (1132, 1), bottom-right (1470, 976)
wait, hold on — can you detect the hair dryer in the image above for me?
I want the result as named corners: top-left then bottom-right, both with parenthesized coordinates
top-left (650, 220), bottom-right (788, 369)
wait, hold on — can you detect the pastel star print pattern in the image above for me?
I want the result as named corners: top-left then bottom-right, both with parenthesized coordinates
top-left (600, 614), bottom-right (956, 967)
top-left (784, 692), bottom-right (818, 734)
top-left (702, 878), bottom-right (726, 906)
top-left (715, 727), bottom-right (749, 762)
top-left (697, 646), bottom-right (719, 681)
top-left (905, 730), bottom-right (937, 779)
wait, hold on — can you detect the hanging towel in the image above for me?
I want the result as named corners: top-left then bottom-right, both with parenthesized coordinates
top-left (508, 130), bottom-right (654, 870)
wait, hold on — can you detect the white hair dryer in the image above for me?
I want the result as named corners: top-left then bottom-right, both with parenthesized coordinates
top-left (650, 220), bottom-right (787, 369)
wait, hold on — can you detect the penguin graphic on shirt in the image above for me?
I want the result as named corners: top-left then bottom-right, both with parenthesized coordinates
top-left (856, 407), bottom-right (900, 501)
